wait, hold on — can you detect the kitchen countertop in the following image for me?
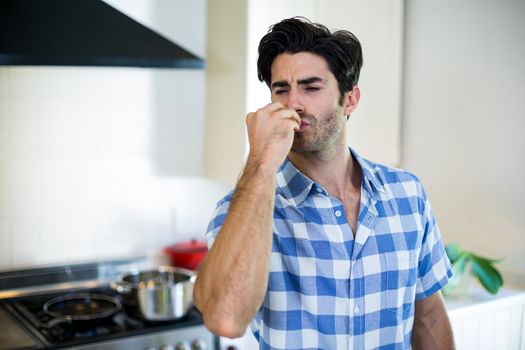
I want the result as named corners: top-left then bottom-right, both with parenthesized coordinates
top-left (445, 287), bottom-right (525, 314)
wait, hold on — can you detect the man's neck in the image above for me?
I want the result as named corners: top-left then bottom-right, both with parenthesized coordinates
top-left (288, 144), bottom-right (362, 200)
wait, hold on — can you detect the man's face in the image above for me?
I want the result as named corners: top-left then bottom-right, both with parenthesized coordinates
top-left (270, 52), bottom-right (355, 154)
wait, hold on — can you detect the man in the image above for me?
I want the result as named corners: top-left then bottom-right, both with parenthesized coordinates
top-left (194, 17), bottom-right (455, 349)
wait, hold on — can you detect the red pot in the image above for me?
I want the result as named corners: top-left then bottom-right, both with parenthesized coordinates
top-left (164, 239), bottom-right (208, 271)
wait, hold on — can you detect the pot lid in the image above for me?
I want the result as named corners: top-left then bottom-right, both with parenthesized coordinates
top-left (166, 240), bottom-right (208, 253)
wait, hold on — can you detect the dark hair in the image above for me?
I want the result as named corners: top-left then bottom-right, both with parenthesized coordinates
top-left (257, 17), bottom-right (363, 104)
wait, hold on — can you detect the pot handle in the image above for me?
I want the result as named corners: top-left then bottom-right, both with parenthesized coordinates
top-left (110, 281), bottom-right (131, 294)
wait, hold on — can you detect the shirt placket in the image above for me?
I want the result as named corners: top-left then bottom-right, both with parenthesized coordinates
top-left (351, 187), bottom-right (378, 349)
top-left (323, 194), bottom-right (354, 348)
top-left (349, 259), bottom-right (364, 349)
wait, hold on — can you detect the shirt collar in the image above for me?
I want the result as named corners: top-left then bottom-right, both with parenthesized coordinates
top-left (276, 147), bottom-right (386, 206)
top-left (350, 148), bottom-right (387, 196)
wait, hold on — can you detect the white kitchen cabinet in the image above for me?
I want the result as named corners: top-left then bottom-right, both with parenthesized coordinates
top-left (446, 288), bottom-right (525, 350)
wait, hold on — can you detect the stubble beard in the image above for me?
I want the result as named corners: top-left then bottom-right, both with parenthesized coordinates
top-left (291, 110), bottom-right (345, 154)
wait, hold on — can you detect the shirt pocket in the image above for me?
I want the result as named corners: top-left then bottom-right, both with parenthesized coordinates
top-left (382, 250), bottom-right (418, 316)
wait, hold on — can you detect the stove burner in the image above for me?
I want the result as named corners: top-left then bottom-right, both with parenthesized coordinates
top-left (10, 286), bottom-right (204, 347)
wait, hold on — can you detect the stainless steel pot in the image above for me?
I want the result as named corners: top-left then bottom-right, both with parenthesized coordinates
top-left (112, 266), bottom-right (195, 321)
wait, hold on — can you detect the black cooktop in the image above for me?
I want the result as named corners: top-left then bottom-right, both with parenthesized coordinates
top-left (3, 286), bottom-right (204, 349)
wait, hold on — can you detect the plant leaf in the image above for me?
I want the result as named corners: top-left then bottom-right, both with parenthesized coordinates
top-left (470, 256), bottom-right (503, 294)
top-left (471, 254), bottom-right (504, 265)
top-left (446, 242), bottom-right (463, 263)
top-left (453, 254), bottom-right (468, 278)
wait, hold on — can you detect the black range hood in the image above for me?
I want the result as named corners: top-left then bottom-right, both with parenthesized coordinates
top-left (0, 0), bottom-right (204, 68)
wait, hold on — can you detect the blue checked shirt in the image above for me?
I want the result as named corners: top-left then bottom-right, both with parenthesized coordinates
top-left (206, 148), bottom-right (452, 349)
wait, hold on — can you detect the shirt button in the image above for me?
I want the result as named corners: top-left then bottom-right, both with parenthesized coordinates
top-left (353, 306), bottom-right (360, 314)
top-left (316, 187), bottom-right (323, 193)
top-left (335, 210), bottom-right (342, 217)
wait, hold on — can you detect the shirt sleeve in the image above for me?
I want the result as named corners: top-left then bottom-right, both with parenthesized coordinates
top-left (204, 191), bottom-right (233, 249)
top-left (415, 181), bottom-right (453, 300)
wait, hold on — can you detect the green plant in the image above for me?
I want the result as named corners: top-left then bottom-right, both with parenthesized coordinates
top-left (444, 242), bottom-right (504, 295)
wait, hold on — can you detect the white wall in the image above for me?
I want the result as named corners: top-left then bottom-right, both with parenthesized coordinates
top-left (0, 0), bottom-right (231, 270)
top-left (204, 0), bottom-right (248, 185)
top-left (403, 0), bottom-right (525, 286)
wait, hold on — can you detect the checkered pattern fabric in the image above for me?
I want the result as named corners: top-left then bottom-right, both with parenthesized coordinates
top-left (206, 148), bottom-right (452, 349)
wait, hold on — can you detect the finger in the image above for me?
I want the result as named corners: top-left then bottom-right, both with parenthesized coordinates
top-left (285, 116), bottom-right (301, 132)
top-left (259, 101), bottom-right (286, 113)
top-left (273, 108), bottom-right (301, 126)
top-left (289, 119), bottom-right (300, 132)
top-left (245, 111), bottom-right (255, 124)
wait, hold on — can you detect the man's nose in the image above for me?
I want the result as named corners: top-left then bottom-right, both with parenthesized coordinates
top-left (284, 88), bottom-right (304, 113)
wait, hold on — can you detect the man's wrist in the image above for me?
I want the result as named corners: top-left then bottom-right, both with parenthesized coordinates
top-left (245, 152), bottom-right (284, 177)
top-left (234, 157), bottom-right (278, 194)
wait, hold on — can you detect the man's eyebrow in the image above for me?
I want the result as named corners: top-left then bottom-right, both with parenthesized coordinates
top-left (297, 77), bottom-right (324, 85)
top-left (270, 81), bottom-right (289, 89)
top-left (271, 77), bottom-right (325, 90)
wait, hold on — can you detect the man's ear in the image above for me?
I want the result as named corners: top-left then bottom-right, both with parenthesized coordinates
top-left (343, 86), bottom-right (360, 116)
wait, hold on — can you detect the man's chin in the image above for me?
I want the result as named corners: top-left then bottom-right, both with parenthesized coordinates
top-left (291, 141), bottom-right (316, 153)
